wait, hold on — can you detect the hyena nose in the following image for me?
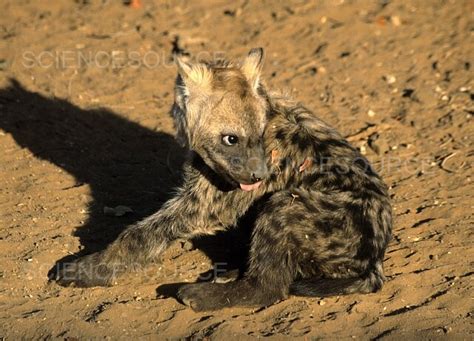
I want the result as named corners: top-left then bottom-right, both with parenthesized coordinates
top-left (247, 156), bottom-right (268, 183)
top-left (250, 165), bottom-right (268, 183)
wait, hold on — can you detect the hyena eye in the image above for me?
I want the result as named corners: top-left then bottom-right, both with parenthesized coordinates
top-left (222, 135), bottom-right (239, 146)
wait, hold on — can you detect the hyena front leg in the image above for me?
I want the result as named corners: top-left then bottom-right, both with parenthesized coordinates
top-left (54, 168), bottom-right (245, 287)
top-left (54, 199), bottom-right (206, 287)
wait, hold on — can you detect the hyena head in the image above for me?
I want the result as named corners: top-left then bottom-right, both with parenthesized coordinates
top-left (173, 48), bottom-right (269, 191)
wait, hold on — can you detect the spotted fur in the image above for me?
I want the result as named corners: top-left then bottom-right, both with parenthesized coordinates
top-left (54, 48), bottom-right (392, 311)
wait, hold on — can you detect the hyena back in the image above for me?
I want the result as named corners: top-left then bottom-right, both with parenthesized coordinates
top-left (54, 48), bottom-right (392, 311)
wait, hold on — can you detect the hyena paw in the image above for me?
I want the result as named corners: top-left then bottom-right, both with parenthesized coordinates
top-left (177, 280), bottom-right (282, 311)
top-left (177, 283), bottom-right (227, 311)
top-left (51, 253), bottom-right (116, 287)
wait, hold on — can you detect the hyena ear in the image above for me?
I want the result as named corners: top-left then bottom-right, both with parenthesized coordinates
top-left (241, 47), bottom-right (264, 90)
top-left (175, 54), bottom-right (212, 93)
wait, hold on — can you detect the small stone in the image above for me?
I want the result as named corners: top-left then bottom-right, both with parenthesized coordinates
top-left (385, 75), bottom-right (396, 84)
top-left (441, 95), bottom-right (449, 101)
top-left (391, 15), bottom-right (401, 26)
top-left (459, 86), bottom-right (468, 92)
top-left (318, 300), bottom-right (326, 306)
top-left (367, 109), bottom-right (376, 117)
top-left (441, 326), bottom-right (452, 333)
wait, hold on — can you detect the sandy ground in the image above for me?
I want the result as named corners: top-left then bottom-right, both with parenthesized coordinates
top-left (0, 0), bottom-right (473, 339)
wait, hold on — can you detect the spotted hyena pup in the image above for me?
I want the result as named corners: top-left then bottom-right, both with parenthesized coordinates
top-left (55, 48), bottom-right (392, 311)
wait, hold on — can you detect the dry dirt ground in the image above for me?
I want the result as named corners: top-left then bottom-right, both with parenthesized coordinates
top-left (0, 0), bottom-right (473, 339)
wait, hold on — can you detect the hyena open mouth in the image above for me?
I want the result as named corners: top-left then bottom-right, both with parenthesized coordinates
top-left (53, 48), bottom-right (392, 312)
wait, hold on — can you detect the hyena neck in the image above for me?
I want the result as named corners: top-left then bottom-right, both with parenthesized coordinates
top-left (189, 151), bottom-right (238, 192)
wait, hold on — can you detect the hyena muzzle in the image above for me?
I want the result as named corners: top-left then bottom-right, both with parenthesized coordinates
top-left (53, 48), bottom-right (392, 311)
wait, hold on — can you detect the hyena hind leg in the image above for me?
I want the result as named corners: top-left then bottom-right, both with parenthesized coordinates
top-left (177, 191), bottom-right (315, 311)
top-left (178, 189), bottom-right (390, 311)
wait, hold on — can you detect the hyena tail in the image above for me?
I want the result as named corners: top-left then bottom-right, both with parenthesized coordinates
top-left (290, 262), bottom-right (386, 297)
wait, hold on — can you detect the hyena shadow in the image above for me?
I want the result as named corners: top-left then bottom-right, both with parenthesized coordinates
top-left (0, 79), bottom-right (249, 282)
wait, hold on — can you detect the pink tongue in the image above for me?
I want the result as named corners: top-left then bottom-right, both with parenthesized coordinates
top-left (240, 181), bottom-right (262, 191)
